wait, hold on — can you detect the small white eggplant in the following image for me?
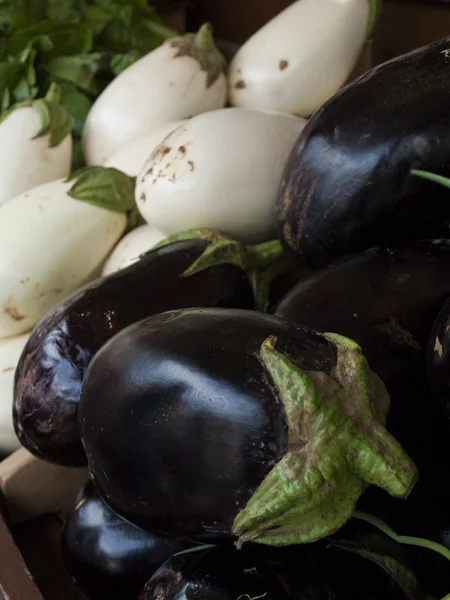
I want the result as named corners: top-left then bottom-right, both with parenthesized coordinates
top-left (0, 168), bottom-right (133, 338)
top-left (102, 224), bottom-right (167, 276)
top-left (135, 107), bottom-right (306, 244)
top-left (229, 0), bottom-right (379, 117)
top-left (0, 83), bottom-right (72, 206)
top-left (0, 333), bottom-right (30, 456)
top-left (83, 24), bottom-right (227, 166)
top-left (104, 120), bottom-right (187, 176)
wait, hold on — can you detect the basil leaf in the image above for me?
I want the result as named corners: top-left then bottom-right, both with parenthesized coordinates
top-left (45, 53), bottom-right (109, 96)
top-left (58, 81), bottom-right (92, 137)
top-left (67, 166), bottom-right (136, 213)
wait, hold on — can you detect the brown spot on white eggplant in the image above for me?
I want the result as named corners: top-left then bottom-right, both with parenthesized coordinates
top-left (235, 80), bottom-right (246, 89)
top-left (188, 160), bottom-right (195, 172)
top-left (279, 60), bottom-right (289, 70)
top-left (4, 301), bottom-right (26, 321)
top-left (140, 192), bottom-right (146, 202)
top-left (178, 145), bottom-right (187, 154)
top-left (2, 366), bottom-right (14, 372)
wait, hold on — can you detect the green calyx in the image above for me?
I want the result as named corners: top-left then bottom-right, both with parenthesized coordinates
top-left (232, 333), bottom-right (418, 548)
top-left (66, 166), bottom-right (136, 214)
top-left (168, 23), bottom-right (227, 87)
top-left (0, 82), bottom-right (71, 147)
top-left (153, 228), bottom-right (285, 312)
top-left (366, 0), bottom-right (382, 40)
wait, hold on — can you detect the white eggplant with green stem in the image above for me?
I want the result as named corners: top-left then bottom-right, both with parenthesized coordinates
top-left (83, 24), bottom-right (227, 166)
top-left (0, 333), bottom-right (30, 456)
top-left (104, 120), bottom-right (187, 176)
top-left (0, 83), bottom-right (72, 206)
top-left (0, 168), bottom-right (134, 338)
top-left (229, 0), bottom-right (381, 117)
top-left (135, 107), bottom-right (306, 244)
top-left (102, 224), bottom-right (167, 276)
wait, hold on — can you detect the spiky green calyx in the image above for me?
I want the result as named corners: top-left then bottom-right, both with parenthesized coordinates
top-left (232, 333), bottom-right (418, 548)
top-left (153, 228), bottom-right (285, 311)
top-left (168, 23), bottom-right (227, 87)
top-left (0, 82), bottom-right (71, 147)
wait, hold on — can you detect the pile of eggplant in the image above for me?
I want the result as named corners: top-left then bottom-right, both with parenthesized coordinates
top-left (3, 1), bottom-right (450, 598)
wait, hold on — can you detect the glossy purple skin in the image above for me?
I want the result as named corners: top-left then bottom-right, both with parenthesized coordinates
top-left (79, 308), bottom-right (337, 541)
top-left (14, 240), bottom-right (255, 466)
top-left (140, 543), bottom-right (410, 599)
top-left (278, 35), bottom-right (450, 266)
top-left (61, 482), bottom-right (182, 600)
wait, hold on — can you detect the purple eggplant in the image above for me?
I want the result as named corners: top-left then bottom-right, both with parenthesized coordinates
top-left (140, 541), bottom-right (414, 599)
top-left (274, 240), bottom-right (450, 481)
top-left (277, 36), bottom-right (450, 266)
top-left (61, 481), bottom-right (182, 600)
top-left (79, 308), bottom-right (416, 546)
top-left (14, 230), bottom-right (283, 466)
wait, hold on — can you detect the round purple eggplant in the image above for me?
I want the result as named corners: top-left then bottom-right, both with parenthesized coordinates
top-left (274, 240), bottom-right (450, 480)
top-left (277, 36), bottom-right (450, 266)
top-left (140, 542), bottom-right (413, 599)
top-left (14, 229), bottom-right (282, 466)
top-left (61, 481), bottom-right (182, 600)
top-left (79, 308), bottom-right (416, 547)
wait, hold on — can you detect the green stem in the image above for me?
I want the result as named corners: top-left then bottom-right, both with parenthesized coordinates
top-left (195, 23), bottom-right (215, 51)
top-left (44, 81), bottom-right (61, 103)
top-left (353, 511), bottom-right (450, 562)
top-left (411, 169), bottom-right (450, 190)
top-left (366, 0), bottom-right (382, 40)
top-left (173, 543), bottom-right (216, 557)
top-left (245, 240), bottom-right (285, 271)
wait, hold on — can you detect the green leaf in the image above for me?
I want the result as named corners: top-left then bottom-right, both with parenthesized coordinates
top-left (110, 51), bottom-right (138, 75)
top-left (66, 166), bottom-right (136, 213)
top-left (45, 53), bottom-right (109, 96)
top-left (84, 5), bottom-right (112, 35)
top-left (0, 62), bottom-right (27, 109)
top-left (58, 81), bottom-right (92, 137)
top-left (8, 22), bottom-right (92, 59)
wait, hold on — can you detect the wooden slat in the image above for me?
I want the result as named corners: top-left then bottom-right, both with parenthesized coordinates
top-left (0, 448), bottom-right (89, 526)
top-left (0, 512), bottom-right (43, 600)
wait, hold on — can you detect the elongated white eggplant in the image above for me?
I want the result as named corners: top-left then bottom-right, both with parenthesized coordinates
top-left (0, 168), bottom-right (132, 338)
top-left (83, 24), bottom-right (227, 166)
top-left (0, 83), bottom-right (72, 206)
top-left (104, 120), bottom-right (186, 176)
top-left (229, 0), bottom-right (379, 117)
top-left (102, 224), bottom-right (167, 276)
top-left (0, 333), bottom-right (30, 456)
top-left (135, 108), bottom-right (306, 243)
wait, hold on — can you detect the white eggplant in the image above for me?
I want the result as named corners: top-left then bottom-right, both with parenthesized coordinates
top-left (102, 224), bottom-right (167, 276)
top-left (104, 120), bottom-right (186, 176)
top-left (0, 171), bottom-right (130, 338)
top-left (135, 107), bottom-right (306, 244)
top-left (0, 333), bottom-right (30, 456)
top-left (229, 0), bottom-right (378, 117)
top-left (0, 83), bottom-right (72, 206)
top-left (83, 24), bottom-right (227, 166)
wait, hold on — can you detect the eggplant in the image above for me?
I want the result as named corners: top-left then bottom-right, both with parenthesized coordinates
top-left (61, 481), bottom-right (182, 600)
top-left (277, 35), bottom-right (450, 266)
top-left (79, 307), bottom-right (416, 546)
top-left (274, 240), bottom-right (450, 481)
top-left (428, 295), bottom-right (450, 423)
top-left (14, 230), bottom-right (282, 467)
top-left (140, 542), bottom-right (412, 599)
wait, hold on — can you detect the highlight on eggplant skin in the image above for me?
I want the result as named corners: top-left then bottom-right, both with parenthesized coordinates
top-left (79, 307), bottom-right (417, 548)
top-left (427, 294), bottom-right (450, 423)
top-left (277, 35), bottom-right (450, 267)
top-left (61, 482), bottom-right (183, 600)
top-left (13, 234), bottom-right (260, 467)
top-left (139, 542), bottom-right (412, 600)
